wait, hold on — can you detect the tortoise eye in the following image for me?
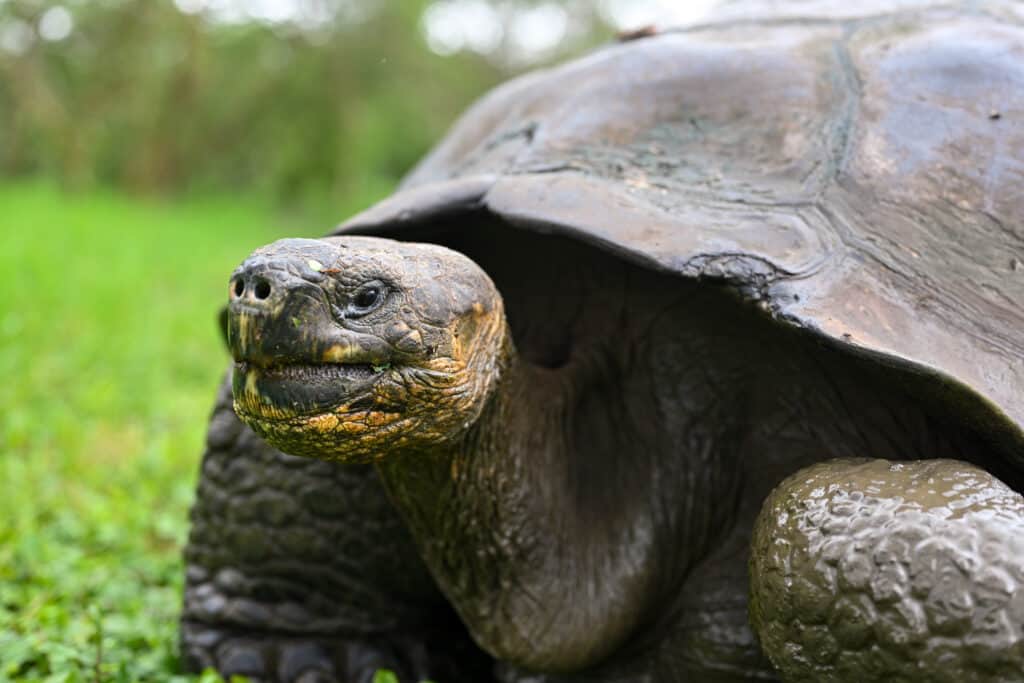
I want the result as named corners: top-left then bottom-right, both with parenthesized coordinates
top-left (347, 282), bottom-right (386, 316)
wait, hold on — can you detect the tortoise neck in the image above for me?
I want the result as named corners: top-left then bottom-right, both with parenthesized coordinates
top-left (374, 320), bottom-right (668, 669)
top-left (373, 328), bottom-right (566, 646)
top-left (374, 319), bottom-right (525, 528)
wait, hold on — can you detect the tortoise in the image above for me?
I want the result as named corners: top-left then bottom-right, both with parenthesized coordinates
top-left (180, 1), bottom-right (1024, 681)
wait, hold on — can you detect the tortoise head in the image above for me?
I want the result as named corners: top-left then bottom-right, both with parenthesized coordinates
top-left (226, 236), bottom-right (508, 463)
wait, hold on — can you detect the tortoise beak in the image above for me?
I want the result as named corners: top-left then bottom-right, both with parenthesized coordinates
top-left (227, 240), bottom-right (393, 367)
top-left (226, 241), bottom-right (392, 419)
top-left (227, 251), bottom-right (332, 367)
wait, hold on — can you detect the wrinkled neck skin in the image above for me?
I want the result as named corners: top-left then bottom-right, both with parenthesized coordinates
top-left (376, 336), bottom-right (539, 654)
top-left (375, 330), bottom-right (671, 674)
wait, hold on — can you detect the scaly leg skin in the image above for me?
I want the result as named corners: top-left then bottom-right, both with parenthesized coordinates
top-left (750, 458), bottom-right (1024, 683)
top-left (181, 379), bottom-right (494, 683)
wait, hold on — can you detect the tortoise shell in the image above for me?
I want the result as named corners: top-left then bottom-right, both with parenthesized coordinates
top-left (337, 0), bottom-right (1024, 449)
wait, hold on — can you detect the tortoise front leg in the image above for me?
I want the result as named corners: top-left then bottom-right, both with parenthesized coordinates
top-left (749, 458), bottom-right (1024, 682)
top-left (179, 622), bottom-right (443, 683)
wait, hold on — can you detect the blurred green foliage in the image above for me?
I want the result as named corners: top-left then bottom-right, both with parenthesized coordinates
top-left (0, 0), bottom-right (612, 205)
top-left (1, 0), bottom-right (494, 201)
top-left (0, 182), bottom-right (313, 680)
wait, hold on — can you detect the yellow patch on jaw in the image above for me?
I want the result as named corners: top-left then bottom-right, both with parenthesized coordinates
top-left (366, 411), bottom-right (393, 427)
top-left (322, 343), bottom-right (359, 363)
top-left (339, 420), bottom-right (368, 434)
top-left (307, 413), bottom-right (339, 432)
top-left (244, 368), bottom-right (261, 400)
top-left (235, 311), bottom-right (252, 355)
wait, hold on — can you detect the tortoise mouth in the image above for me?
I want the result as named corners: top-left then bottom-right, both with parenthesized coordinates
top-left (231, 360), bottom-right (387, 420)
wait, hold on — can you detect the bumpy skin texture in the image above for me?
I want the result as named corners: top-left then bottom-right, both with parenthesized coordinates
top-left (751, 459), bottom-right (1024, 682)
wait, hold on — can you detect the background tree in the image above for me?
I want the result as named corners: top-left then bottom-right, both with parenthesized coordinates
top-left (0, 0), bottom-right (640, 207)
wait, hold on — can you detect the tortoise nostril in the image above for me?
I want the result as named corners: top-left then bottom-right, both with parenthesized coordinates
top-left (254, 279), bottom-right (272, 300)
top-left (232, 278), bottom-right (244, 298)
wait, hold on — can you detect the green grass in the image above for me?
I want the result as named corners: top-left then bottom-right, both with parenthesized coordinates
top-left (0, 182), bottom-right (378, 681)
